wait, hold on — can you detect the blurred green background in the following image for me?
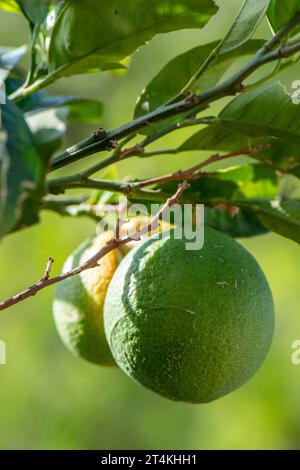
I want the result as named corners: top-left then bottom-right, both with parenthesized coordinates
top-left (1, 0), bottom-right (300, 450)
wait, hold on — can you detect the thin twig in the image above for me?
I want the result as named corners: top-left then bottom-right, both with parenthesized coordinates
top-left (133, 146), bottom-right (263, 188)
top-left (47, 175), bottom-right (132, 195)
top-left (42, 197), bottom-right (125, 221)
top-left (0, 182), bottom-right (189, 312)
top-left (38, 257), bottom-right (54, 283)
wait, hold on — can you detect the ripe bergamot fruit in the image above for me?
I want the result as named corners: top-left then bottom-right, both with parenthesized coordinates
top-left (53, 218), bottom-right (171, 366)
top-left (104, 227), bottom-right (274, 403)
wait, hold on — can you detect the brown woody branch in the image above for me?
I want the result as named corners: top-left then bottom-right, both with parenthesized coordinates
top-left (0, 182), bottom-right (189, 312)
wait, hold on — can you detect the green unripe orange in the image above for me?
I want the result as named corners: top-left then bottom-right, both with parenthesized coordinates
top-left (53, 230), bottom-right (123, 366)
top-left (104, 227), bottom-right (274, 403)
top-left (53, 218), bottom-right (171, 365)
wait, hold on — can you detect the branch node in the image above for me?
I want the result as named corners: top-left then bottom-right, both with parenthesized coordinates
top-left (107, 139), bottom-right (119, 151)
top-left (185, 93), bottom-right (200, 107)
top-left (39, 257), bottom-right (55, 283)
top-left (118, 144), bottom-right (144, 160)
top-left (93, 127), bottom-right (107, 141)
top-left (278, 45), bottom-right (289, 58)
top-left (122, 183), bottom-right (134, 195)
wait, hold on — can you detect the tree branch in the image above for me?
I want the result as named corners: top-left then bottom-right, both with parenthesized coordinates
top-left (47, 175), bottom-right (132, 195)
top-left (42, 196), bottom-right (126, 221)
top-left (47, 145), bottom-right (264, 196)
top-left (0, 182), bottom-right (189, 312)
top-left (133, 146), bottom-right (265, 189)
top-left (47, 14), bottom-right (300, 173)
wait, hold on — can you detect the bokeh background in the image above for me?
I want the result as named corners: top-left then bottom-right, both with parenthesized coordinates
top-left (1, 0), bottom-right (300, 450)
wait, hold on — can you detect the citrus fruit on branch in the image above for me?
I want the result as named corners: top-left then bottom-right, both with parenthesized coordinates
top-left (53, 218), bottom-right (171, 366)
top-left (53, 230), bottom-right (123, 366)
top-left (104, 228), bottom-right (274, 403)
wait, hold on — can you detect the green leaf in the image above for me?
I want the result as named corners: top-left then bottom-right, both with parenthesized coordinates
top-left (239, 199), bottom-right (300, 244)
top-left (5, 77), bottom-right (103, 123)
top-left (18, 91), bottom-right (103, 124)
top-left (180, 121), bottom-right (300, 179)
top-left (25, 108), bottom-right (66, 160)
top-left (255, 139), bottom-right (300, 177)
top-left (267, 0), bottom-right (300, 33)
top-left (25, 103), bottom-right (98, 160)
top-left (158, 164), bottom-right (279, 203)
top-left (201, 81), bottom-right (300, 176)
top-left (219, 0), bottom-right (270, 54)
top-left (0, 1), bottom-right (56, 20)
top-left (204, 207), bottom-right (268, 238)
top-left (24, 96), bottom-right (103, 159)
top-left (27, 96), bottom-right (103, 125)
top-left (48, 0), bottom-right (219, 78)
top-left (156, 164), bottom-right (300, 242)
top-left (134, 0), bottom-right (270, 124)
top-left (155, 164), bottom-right (278, 239)
top-left (7, 77), bottom-right (104, 120)
top-left (180, 120), bottom-right (254, 152)
top-left (6, 77), bottom-right (104, 159)
top-left (23, 95), bottom-right (103, 158)
top-left (199, 164), bottom-right (279, 201)
top-left (220, 81), bottom-right (300, 141)
top-left (18, 0), bottom-right (51, 26)
top-left (0, 100), bottom-right (48, 236)
top-left (135, 39), bottom-right (265, 121)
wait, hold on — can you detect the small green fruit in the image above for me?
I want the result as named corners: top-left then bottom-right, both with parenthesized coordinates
top-left (53, 219), bottom-right (170, 365)
top-left (104, 228), bottom-right (274, 403)
top-left (53, 231), bottom-right (123, 366)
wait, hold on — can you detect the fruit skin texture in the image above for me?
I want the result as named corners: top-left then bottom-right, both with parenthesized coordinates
top-left (53, 231), bottom-right (123, 366)
top-left (104, 228), bottom-right (274, 403)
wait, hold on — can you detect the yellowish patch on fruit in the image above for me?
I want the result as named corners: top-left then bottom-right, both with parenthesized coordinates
top-left (119, 217), bottom-right (172, 253)
top-left (80, 231), bottom-right (121, 310)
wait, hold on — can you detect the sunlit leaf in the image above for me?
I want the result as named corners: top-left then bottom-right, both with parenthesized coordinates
top-left (219, 0), bottom-right (270, 53)
top-left (48, 0), bottom-right (219, 77)
top-left (157, 164), bottom-right (279, 203)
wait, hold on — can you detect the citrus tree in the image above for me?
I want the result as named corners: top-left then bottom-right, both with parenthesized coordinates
top-left (0, 0), bottom-right (300, 402)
